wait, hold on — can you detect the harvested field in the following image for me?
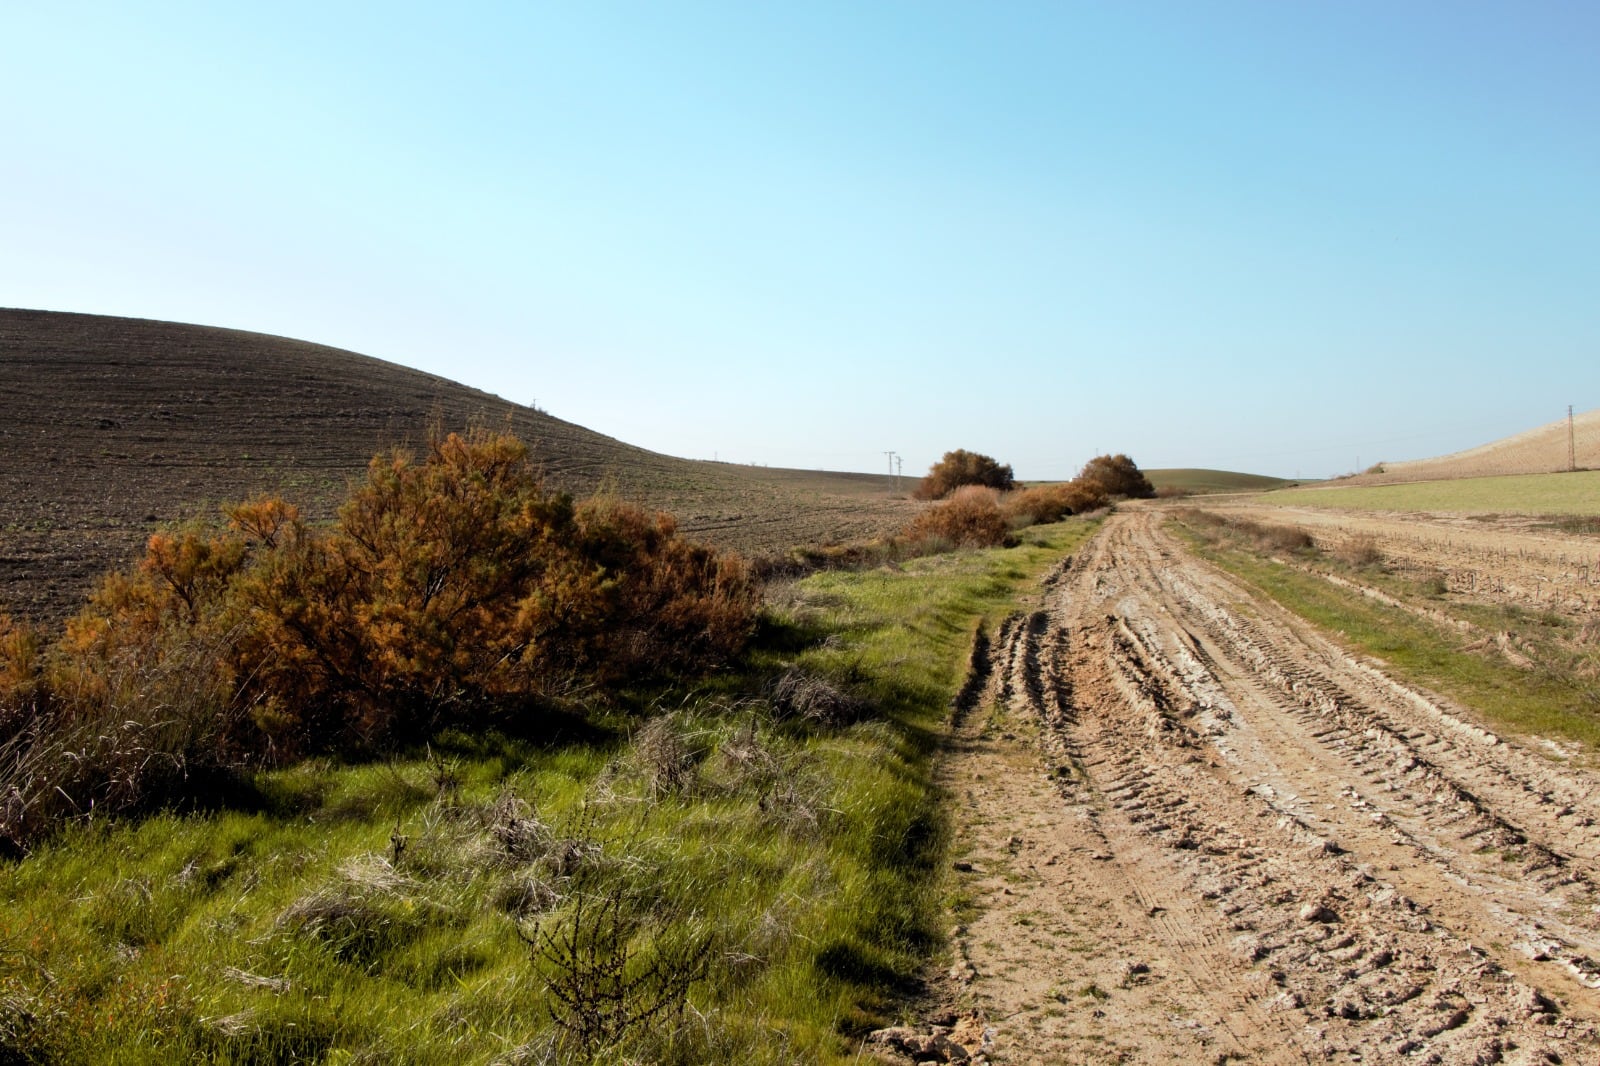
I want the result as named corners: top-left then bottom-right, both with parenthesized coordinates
top-left (1339, 409), bottom-right (1600, 485)
top-left (935, 510), bottom-right (1600, 1064)
top-left (1208, 501), bottom-right (1600, 615)
top-left (0, 309), bottom-right (919, 624)
top-left (1263, 471), bottom-right (1600, 518)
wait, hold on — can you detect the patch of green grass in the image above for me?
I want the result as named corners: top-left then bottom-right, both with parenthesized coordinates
top-left (1262, 470), bottom-right (1600, 515)
top-left (1173, 521), bottom-right (1600, 749)
top-left (0, 519), bottom-right (1099, 1064)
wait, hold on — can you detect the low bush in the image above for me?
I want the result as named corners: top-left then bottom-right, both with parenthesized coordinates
top-left (1078, 454), bottom-right (1155, 499)
top-left (1336, 535), bottom-right (1385, 569)
top-left (1003, 480), bottom-right (1110, 526)
top-left (914, 449), bottom-right (1015, 501)
top-left (903, 486), bottom-right (1013, 549)
top-left (0, 613), bottom-right (41, 726)
top-left (0, 428), bottom-right (760, 852)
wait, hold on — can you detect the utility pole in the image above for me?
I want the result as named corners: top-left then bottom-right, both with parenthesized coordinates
top-left (1569, 405), bottom-right (1577, 473)
top-left (894, 454), bottom-right (903, 493)
top-left (883, 451), bottom-right (897, 490)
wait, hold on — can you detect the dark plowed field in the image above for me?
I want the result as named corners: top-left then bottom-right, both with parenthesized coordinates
top-left (1, 309), bottom-right (918, 624)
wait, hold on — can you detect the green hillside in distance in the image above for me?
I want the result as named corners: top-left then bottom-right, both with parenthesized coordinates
top-left (1146, 469), bottom-right (1296, 495)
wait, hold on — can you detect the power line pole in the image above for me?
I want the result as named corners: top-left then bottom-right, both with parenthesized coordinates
top-left (1568, 404), bottom-right (1576, 472)
top-left (883, 450), bottom-right (897, 491)
top-left (894, 454), bottom-right (903, 493)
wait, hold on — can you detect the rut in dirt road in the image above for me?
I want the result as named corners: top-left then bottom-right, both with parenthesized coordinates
top-left (965, 511), bottom-right (1600, 1065)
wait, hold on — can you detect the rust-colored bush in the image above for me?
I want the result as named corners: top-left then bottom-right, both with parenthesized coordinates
top-left (573, 496), bottom-right (759, 683)
top-left (215, 431), bottom-right (757, 752)
top-left (0, 613), bottom-right (40, 708)
top-left (1078, 454), bottom-right (1154, 499)
top-left (1003, 480), bottom-right (1110, 526)
top-left (0, 429), bottom-right (763, 849)
top-left (914, 449), bottom-right (1016, 501)
top-left (904, 486), bottom-right (1013, 549)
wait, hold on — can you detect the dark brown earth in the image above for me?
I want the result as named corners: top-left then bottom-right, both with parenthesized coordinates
top-left (0, 308), bottom-right (919, 625)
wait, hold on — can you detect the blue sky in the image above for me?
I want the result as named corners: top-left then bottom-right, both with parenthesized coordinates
top-left (3, 2), bottom-right (1596, 479)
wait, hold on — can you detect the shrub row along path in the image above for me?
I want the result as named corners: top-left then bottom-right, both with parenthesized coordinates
top-left (937, 510), bottom-right (1600, 1065)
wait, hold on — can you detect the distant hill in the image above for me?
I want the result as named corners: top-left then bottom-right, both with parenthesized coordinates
top-left (0, 309), bottom-right (916, 624)
top-left (1146, 469), bottom-right (1295, 495)
top-left (1349, 409), bottom-right (1600, 485)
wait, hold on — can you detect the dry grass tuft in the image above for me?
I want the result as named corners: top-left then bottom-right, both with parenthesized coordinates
top-left (1337, 535), bottom-right (1385, 569)
top-left (1181, 510), bottom-right (1316, 556)
top-left (769, 668), bottom-right (867, 728)
top-left (630, 714), bottom-right (707, 799)
top-left (488, 791), bottom-right (555, 866)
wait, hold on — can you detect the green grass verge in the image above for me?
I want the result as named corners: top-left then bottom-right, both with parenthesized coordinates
top-left (1172, 520), bottom-right (1600, 749)
top-left (1261, 470), bottom-right (1600, 515)
top-left (0, 519), bottom-right (1097, 1064)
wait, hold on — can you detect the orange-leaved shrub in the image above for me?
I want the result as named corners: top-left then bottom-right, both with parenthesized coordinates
top-left (1002, 480), bottom-right (1110, 526)
top-left (0, 613), bottom-right (41, 713)
top-left (233, 431), bottom-right (613, 747)
top-left (223, 430), bottom-right (759, 751)
top-left (903, 485), bottom-right (1013, 549)
top-left (2, 429), bottom-right (760, 849)
top-left (573, 496), bottom-right (757, 684)
top-left (914, 449), bottom-right (1016, 500)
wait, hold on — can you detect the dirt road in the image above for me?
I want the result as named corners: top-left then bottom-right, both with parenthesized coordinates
top-left (940, 511), bottom-right (1600, 1064)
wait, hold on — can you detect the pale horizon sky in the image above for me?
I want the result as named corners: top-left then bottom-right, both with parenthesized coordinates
top-left (3, 2), bottom-right (1596, 480)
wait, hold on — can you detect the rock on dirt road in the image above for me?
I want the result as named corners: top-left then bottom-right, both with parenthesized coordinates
top-left (933, 510), bottom-right (1600, 1065)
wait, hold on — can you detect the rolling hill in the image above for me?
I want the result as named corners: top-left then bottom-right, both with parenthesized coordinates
top-left (0, 309), bottom-right (917, 624)
top-left (1349, 408), bottom-right (1600, 485)
top-left (1145, 469), bottom-right (1295, 495)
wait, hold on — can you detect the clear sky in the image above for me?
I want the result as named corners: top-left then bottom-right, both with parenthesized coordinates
top-left (3, 2), bottom-right (1596, 480)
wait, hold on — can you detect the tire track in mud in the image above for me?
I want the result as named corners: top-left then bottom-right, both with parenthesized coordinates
top-left (952, 512), bottom-right (1600, 1065)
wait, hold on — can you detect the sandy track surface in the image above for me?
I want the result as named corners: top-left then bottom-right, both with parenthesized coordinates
top-left (942, 511), bottom-right (1600, 1065)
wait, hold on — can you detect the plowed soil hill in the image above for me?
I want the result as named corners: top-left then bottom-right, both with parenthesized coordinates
top-left (0, 309), bottom-right (917, 624)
